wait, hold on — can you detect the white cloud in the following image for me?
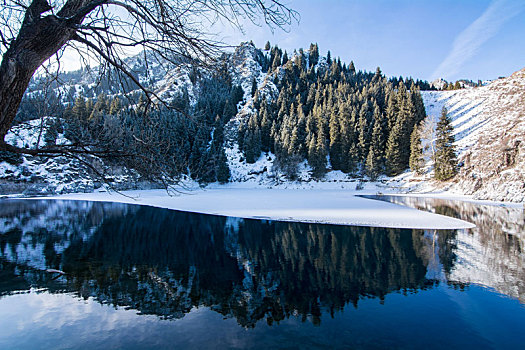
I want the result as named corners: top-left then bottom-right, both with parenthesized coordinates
top-left (431, 0), bottom-right (525, 80)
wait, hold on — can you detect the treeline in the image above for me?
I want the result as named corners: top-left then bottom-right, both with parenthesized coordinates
top-left (44, 71), bottom-right (244, 184)
top-left (15, 42), bottom-right (456, 184)
top-left (239, 43), bottom-right (427, 179)
top-left (438, 79), bottom-right (483, 90)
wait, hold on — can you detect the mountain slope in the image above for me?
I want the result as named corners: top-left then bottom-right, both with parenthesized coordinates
top-left (2, 43), bottom-right (524, 202)
top-left (421, 68), bottom-right (525, 202)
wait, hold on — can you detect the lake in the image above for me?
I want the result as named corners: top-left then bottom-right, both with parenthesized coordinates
top-left (1, 198), bottom-right (524, 349)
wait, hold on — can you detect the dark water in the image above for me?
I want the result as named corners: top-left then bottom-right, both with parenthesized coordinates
top-left (0, 199), bottom-right (524, 349)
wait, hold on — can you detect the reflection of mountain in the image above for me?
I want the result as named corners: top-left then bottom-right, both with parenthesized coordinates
top-left (363, 195), bottom-right (525, 303)
top-left (0, 200), bottom-right (131, 271)
top-left (0, 200), bottom-right (491, 327)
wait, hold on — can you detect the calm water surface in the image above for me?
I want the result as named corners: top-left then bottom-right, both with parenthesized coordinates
top-left (0, 198), bottom-right (524, 349)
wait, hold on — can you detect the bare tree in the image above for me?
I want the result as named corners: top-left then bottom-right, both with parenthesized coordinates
top-left (0, 0), bottom-right (296, 156)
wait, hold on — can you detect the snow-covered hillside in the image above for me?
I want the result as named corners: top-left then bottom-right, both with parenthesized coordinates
top-left (2, 42), bottom-right (524, 203)
top-left (421, 68), bottom-right (525, 202)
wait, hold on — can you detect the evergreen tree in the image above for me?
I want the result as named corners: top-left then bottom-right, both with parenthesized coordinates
top-left (307, 114), bottom-right (327, 178)
top-left (345, 144), bottom-right (359, 174)
top-left (434, 107), bottom-right (457, 180)
top-left (216, 147), bottom-right (231, 183)
top-left (109, 96), bottom-right (122, 115)
top-left (385, 90), bottom-right (398, 132)
top-left (409, 122), bottom-right (424, 175)
top-left (329, 108), bottom-right (343, 170)
top-left (365, 103), bottom-right (386, 178)
top-left (264, 41), bottom-right (271, 51)
top-left (385, 120), bottom-right (405, 176)
top-left (72, 97), bottom-right (88, 120)
top-left (373, 67), bottom-right (382, 83)
top-left (410, 84), bottom-right (426, 125)
top-left (222, 99), bottom-right (237, 121)
top-left (357, 102), bottom-right (372, 161)
top-left (282, 51), bottom-right (289, 65)
top-left (348, 61), bottom-right (356, 75)
top-left (44, 119), bottom-right (61, 146)
top-left (259, 103), bottom-right (271, 152)
top-left (271, 49), bottom-right (282, 70)
top-left (90, 94), bottom-right (109, 120)
top-left (251, 77), bottom-right (257, 97)
top-left (365, 146), bottom-right (379, 180)
top-left (231, 85), bottom-right (244, 104)
top-left (308, 43), bottom-right (319, 68)
top-left (244, 117), bottom-right (262, 163)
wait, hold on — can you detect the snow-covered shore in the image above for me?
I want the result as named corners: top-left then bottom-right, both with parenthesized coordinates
top-left (33, 184), bottom-right (476, 230)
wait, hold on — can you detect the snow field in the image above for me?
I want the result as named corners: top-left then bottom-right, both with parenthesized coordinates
top-left (39, 186), bottom-right (475, 230)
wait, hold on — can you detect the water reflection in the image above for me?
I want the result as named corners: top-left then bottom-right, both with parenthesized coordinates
top-left (0, 199), bottom-right (523, 328)
top-left (362, 195), bottom-right (525, 303)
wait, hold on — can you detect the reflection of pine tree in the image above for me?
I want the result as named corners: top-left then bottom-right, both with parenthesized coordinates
top-left (5, 200), bottom-right (458, 328)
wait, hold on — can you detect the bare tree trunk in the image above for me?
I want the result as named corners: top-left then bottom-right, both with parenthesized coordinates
top-left (0, 0), bottom-right (77, 144)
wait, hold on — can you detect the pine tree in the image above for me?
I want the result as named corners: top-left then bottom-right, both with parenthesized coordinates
top-left (307, 114), bottom-right (327, 178)
top-left (271, 49), bottom-right (282, 70)
top-left (222, 99), bottom-right (237, 120)
top-left (365, 103), bottom-right (386, 176)
top-left (251, 77), bottom-right (257, 97)
top-left (329, 108), bottom-right (343, 170)
top-left (385, 82), bottom-right (417, 175)
top-left (365, 145), bottom-right (379, 180)
top-left (346, 144), bottom-right (359, 174)
top-left (90, 94), bottom-right (109, 120)
top-left (264, 41), bottom-right (271, 51)
top-left (44, 119), bottom-right (60, 146)
top-left (410, 84), bottom-right (426, 125)
top-left (348, 61), bottom-right (356, 75)
top-left (357, 102), bottom-right (371, 161)
top-left (216, 147), bottom-right (231, 183)
top-left (308, 43), bottom-right (319, 68)
top-left (244, 114), bottom-right (262, 163)
top-left (291, 103), bottom-right (307, 156)
top-left (385, 120), bottom-right (405, 176)
top-left (373, 67), bottom-right (382, 83)
top-left (72, 97), bottom-right (88, 120)
top-left (259, 103), bottom-right (271, 152)
top-left (282, 51), bottom-right (289, 65)
top-left (434, 107), bottom-right (457, 180)
top-left (409, 122), bottom-right (424, 175)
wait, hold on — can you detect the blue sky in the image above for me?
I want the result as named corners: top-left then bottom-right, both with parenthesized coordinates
top-left (219, 0), bottom-right (525, 81)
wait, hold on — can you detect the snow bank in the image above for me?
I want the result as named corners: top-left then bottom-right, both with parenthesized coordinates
top-left (38, 186), bottom-right (475, 230)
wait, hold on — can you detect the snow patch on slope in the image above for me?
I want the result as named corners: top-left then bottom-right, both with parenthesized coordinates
top-left (419, 68), bottom-right (525, 202)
